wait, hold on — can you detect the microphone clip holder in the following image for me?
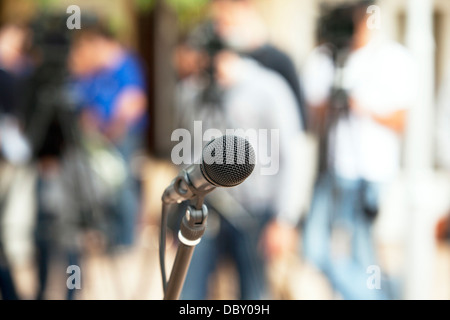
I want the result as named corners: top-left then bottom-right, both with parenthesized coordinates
top-left (163, 168), bottom-right (212, 210)
top-left (178, 203), bottom-right (208, 247)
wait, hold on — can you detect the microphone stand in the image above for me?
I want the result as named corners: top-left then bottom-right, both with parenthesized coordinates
top-left (164, 198), bottom-right (208, 300)
top-left (160, 135), bottom-right (255, 300)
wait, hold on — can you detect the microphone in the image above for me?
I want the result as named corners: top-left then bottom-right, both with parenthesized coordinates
top-left (162, 135), bottom-right (256, 205)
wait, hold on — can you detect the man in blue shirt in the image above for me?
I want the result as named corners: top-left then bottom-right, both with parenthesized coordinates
top-left (70, 25), bottom-right (148, 247)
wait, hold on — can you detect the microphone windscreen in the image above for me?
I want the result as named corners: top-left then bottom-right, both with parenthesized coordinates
top-left (201, 135), bottom-right (255, 187)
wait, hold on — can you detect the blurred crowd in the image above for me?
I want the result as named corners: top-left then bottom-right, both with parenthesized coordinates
top-left (0, 15), bottom-right (148, 299)
top-left (0, 0), bottom-right (449, 300)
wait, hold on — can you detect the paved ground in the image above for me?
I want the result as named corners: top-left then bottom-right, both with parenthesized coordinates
top-left (2, 159), bottom-right (450, 300)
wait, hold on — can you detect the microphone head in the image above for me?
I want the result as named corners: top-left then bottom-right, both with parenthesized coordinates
top-left (201, 135), bottom-right (256, 188)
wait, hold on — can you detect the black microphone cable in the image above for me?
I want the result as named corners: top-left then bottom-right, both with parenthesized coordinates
top-left (159, 202), bottom-right (170, 293)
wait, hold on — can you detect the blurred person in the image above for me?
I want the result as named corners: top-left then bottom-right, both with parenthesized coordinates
top-left (210, 0), bottom-right (308, 130)
top-left (172, 37), bottom-right (215, 134)
top-left (436, 68), bottom-right (450, 242)
top-left (0, 24), bottom-right (31, 76)
top-left (176, 47), bottom-right (304, 299)
top-left (0, 23), bottom-right (32, 300)
top-left (302, 1), bottom-right (417, 299)
top-left (173, 40), bottom-right (207, 81)
top-left (0, 23), bottom-right (32, 165)
top-left (69, 25), bottom-right (148, 249)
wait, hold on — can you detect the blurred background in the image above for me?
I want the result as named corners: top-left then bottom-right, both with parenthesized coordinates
top-left (0, 0), bottom-right (449, 300)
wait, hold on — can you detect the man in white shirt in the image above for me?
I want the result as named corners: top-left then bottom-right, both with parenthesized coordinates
top-left (302, 2), bottom-right (417, 299)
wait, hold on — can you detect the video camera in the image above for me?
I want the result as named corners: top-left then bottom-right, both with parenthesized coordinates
top-left (317, 0), bottom-right (374, 60)
top-left (19, 13), bottom-right (88, 162)
top-left (185, 21), bottom-right (225, 108)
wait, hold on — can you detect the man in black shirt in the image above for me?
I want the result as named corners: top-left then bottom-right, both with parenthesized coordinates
top-left (211, 0), bottom-right (308, 130)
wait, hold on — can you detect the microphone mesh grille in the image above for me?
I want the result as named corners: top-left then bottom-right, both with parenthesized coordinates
top-left (201, 135), bottom-right (255, 187)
